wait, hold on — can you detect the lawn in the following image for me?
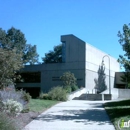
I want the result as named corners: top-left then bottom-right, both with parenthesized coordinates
top-left (29, 99), bottom-right (59, 112)
top-left (104, 99), bottom-right (130, 130)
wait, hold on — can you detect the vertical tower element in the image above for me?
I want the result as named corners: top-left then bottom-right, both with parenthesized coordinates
top-left (61, 34), bottom-right (86, 63)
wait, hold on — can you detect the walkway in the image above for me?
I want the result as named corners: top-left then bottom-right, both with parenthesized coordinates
top-left (25, 100), bottom-right (115, 130)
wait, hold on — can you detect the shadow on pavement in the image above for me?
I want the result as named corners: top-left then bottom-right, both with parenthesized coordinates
top-left (33, 107), bottom-right (111, 125)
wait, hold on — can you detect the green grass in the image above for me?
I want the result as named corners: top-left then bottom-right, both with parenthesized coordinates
top-left (104, 99), bottom-right (130, 130)
top-left (29, 99), bottom-right (59, 112)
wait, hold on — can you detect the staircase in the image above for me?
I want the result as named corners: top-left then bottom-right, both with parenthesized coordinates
top-left (73, 93), bottom-right (111, 100)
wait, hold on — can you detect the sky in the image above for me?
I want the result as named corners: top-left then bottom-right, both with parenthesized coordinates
top-left (0, 0), bottom-right (129, 64)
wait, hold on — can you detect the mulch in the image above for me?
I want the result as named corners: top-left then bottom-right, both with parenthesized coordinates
top-left (15, 111), bottom-right (41, 129)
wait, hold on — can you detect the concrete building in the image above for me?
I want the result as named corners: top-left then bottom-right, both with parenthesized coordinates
top-left (16, 34), bottom-right (120, 97)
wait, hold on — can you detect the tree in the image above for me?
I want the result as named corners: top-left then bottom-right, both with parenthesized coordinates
top-left (0, 48), bottom-right (23, 89)
top-left (0, 27), bottom-right (39, 89)
top-left (94, 65), bottom-right (107, 93)
top-left (60, 71), bottom-right (77, 86)
top-left (23, 44), bottom-right (39, 65)
top-left (0, 27), bottom-right (39, 65)
top-left (42, 44), bottom-right (62, 63)
top-left (120, 72), bottom-right (130, 88)
top-left (117, 24), bottom-right (130, 71)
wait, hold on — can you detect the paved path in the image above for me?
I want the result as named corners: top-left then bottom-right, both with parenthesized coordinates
top-left (25, 100), bottom-right (115, 130)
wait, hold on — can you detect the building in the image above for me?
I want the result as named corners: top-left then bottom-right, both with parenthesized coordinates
top-left (16, 34), bottom-right (120, 97)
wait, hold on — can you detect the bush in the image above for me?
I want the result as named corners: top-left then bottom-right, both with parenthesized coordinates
top-left (0, 111), bottom-right (21, 130)
top-left (48, 86), bottom-right (67, 101)
top-left (2, 99), bottom-right (23, 116)
top-left (0, 88), bottom-right (25, 106)
top-left (0, 88), bottom-right (31, 103)
top-left (21, 106), bottom-right (30, 113)
top-left (20, 89), bottom-right (31, 103)
top-left (39, 93), bottom-right (51, 100)
top-left (71, 85), bottom-right (79, 92)
top-left (63, 85), bottom-right (79, 93)
top-left (64, 85), bottom-right (72, 93)
top-left (0, 88), bottom-right (31, 114)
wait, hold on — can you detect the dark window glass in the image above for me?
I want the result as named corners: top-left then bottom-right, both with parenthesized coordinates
top-left (16, 72), bottom-right (41, 83)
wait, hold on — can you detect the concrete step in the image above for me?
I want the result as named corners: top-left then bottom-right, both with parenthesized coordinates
top-left (73, 94), bottom-right (111, 100)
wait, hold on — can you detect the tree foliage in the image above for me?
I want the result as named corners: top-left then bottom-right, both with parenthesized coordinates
top-left (0, 27), bottom-right (39, 65)
top-left (0, 48), bottom-right (23, 89)
top-left (60, 71), bottom-right (77, 86)
top-left (117, 24), bottom-right (130, 71)
top-left (94, 65), bottom-right (107, 93)
top-left (42, 44), bottom-right (62, 63)
top-left (120, 72), bottom-right (130, 88)
top-left (0, 27), bottom-right (39, 89)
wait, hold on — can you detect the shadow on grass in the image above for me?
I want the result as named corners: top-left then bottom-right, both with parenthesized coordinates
top-left (104, 99), bottom-right (130, 107)
top-left (105, 107), bottom-right (130, 121)
top-left (33, 103), bottom-right (112, 125)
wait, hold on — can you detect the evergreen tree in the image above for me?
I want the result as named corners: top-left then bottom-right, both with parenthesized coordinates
top-left (42, 44), bottom-right (62, 63)
top-left (118, 24), bottom-right (130, 71)
top-left (94, 65), bottom-right (107, 93)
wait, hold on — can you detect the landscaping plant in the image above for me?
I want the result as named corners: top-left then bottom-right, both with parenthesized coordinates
top-left (2, 99), bottom-right (23, 116)
top-left (60, 71), bottom-right (79, 93)
top-left (48, 86), bottom-right (67, 101)
top-left (39, 92), bottom-right (51, 100)
top-left (0, 111), bottom-right (21, 130)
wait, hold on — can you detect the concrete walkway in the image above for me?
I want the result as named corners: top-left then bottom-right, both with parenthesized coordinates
top-left (25, 100), bottom-right (115, 130)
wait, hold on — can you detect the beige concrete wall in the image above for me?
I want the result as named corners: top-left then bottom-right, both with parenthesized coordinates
top-left (85, 43), bottom-right (119, 75)
top-left (85, 43), bottom-right (120, 93)
top-left (118, 89), bottom-right (130, 98)
top-left (68, 88), bottom-right (87, 100)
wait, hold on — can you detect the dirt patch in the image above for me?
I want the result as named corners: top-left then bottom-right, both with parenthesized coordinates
top-left (15, 111), bottom-right (41, 129)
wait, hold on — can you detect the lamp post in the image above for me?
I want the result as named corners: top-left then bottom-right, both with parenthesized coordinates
top-left (102, 55), bottom-right (111, 94)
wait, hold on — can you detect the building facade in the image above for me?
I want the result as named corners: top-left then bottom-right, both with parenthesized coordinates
top-left (16, 34), bottom-right (120, 96)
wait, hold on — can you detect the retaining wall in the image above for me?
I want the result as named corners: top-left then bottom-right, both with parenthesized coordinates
top-left (68, 88), bottom-right (87, 100)
top-left (118, 89), bottom-right (130, 99)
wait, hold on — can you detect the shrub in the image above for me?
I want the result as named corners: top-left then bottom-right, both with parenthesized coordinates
top-left (39, 93), bottom-right (51, 100)
top-left (20, 89), bottom-right (31, 103)
top-left (0, 88), bottom-right (31, 105)
top-left (0, 88), bottom-right (26, 106)
top-left (64, 85), bottom-right (72, 93)
top-left (2, 99), bottom-right (23, 116)
top-left (21, 106), bottom-right (30, 113)
top-left (48, 86), bottom-right (67, 101)
top-left (71, 85), bottom-right (79, 92)
top-left (0, 111), bottom-right (21, 130)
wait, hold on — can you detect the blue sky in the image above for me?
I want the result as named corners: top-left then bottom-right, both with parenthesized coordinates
top-left (0, 0), bottom-right (129, 63)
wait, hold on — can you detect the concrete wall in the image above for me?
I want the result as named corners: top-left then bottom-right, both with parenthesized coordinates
top-left (61, 34), bottom-right (86, 63)
top-left (68, 88), bottom-right (87, 100)
top-left (16, 34), bottom-right (120, 95)
top-left (18, 35), bottom-right (86, 92)
top-left (85, 43), bottom-right (120, 93)
top-left (40, 35), bottom-right (86, 92)
top-left (118, 89), bottom-right (130, 98)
